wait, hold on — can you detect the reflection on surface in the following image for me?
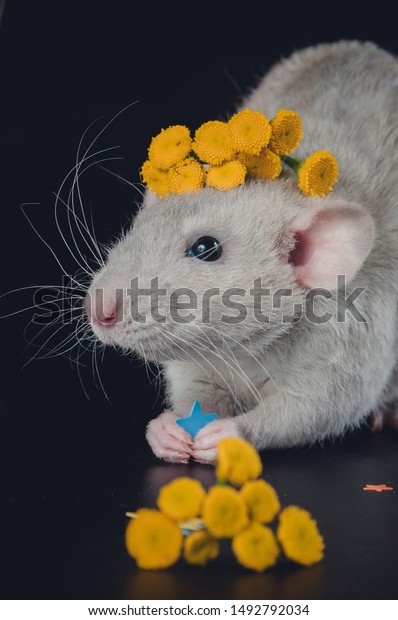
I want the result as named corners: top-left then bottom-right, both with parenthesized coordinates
top-left (281, 564), bottom-right (324, 599)
top-left (232, 564), bottom-right (325, 599)
top-left (123, 570), bottom-right (181, 600)
top-left (122, 563), bottom-right (325, 600)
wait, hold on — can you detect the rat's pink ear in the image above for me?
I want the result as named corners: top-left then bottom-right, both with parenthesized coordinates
top-left (289, 203), bottom-right (375, 289)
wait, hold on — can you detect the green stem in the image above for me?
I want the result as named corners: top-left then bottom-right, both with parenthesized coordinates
top-left (281, 155), bottom-right (302, 177)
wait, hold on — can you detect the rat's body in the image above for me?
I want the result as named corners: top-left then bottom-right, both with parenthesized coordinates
top-left (86, 41), bottom-right (398, 462)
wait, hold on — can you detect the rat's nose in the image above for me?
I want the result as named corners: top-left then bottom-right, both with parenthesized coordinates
top-left (93, 304), bottom-right (118, 327)
top-left (85, 289), bottom-right (120, 328)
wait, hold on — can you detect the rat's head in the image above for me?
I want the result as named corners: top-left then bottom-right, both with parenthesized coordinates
top-left (84, 177), bottom-right (375, 362)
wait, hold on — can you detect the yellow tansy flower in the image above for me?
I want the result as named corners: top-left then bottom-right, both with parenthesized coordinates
top-left (202, 485), bottom-right (249, 538)
top-left (239, 148), bottom-right (282, 180)
top-left (228, 109), bottom-right (272, 155)
top-left (241, 479), bottom-right (281, 523)
top-left (277, 506), bottom-right (325, 566)
top-left (206, 160), bottom-right (246, 191)
top-left (148, 125), bottom-right (191, 170)
top-left (232, 523), bottom-right (280, 572)
top-left (140, 160), bottom-right (171, 198)
top-left (216, 437), bottom-right (262, 486)
top-left (183, 530), bottom-right (219, 566)
top-left (157, 477), bottom-right (206, 521)
top-left (125, 509), bottom-right (183, 570)
top-left (169, 158), bottom-right (206, 194)
top-left (269, 109), bottom-right (303, 155)
top-left (192, 120), bottom-right (236, 165)
top-left (297, 150), bottom-right (339, 197)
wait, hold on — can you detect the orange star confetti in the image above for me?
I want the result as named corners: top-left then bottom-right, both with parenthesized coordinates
top-left (363, 484), bottom-right (393, 493)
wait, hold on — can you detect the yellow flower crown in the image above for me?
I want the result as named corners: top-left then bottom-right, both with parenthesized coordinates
top-left (141, 109), bottom-right (339, 199)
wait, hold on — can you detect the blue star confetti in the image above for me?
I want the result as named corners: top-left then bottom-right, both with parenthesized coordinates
top-left (176, 400), bottom-right (218, 438)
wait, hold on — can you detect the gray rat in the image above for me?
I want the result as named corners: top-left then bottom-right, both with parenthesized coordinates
top-left (85, 40), bottom-right (398, 463)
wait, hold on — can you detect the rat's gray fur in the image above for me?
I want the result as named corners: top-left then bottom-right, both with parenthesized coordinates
top-left (87, 41), bottom-right (398, 462)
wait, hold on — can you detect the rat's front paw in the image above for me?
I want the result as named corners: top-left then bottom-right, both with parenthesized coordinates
top-left (146, 411), bottom-right (194, 463)
top-left (192, 418), bottom-right (241, 465)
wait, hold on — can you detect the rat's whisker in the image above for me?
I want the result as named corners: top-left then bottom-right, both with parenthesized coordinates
top-left (0, 295), bottom-right (83, 320)
top-left (22, 319), bottom-right (80, 368)
top-left (74, 124), bottom-right (110, 260)
top-left (205, 324), bottom-right (275, 394)
top-left (88, 206), bottom-right (105, 265)
top-left (186, 325), bottom-right (241, 398)
top-left (67, 153), bottom-right (125, 267)
top-left (42, 316), bottom-right (88, 359)
top-left (0, 289), bottom-right (82, 324)
top-left (221, 328), bottom-right (280, 394)
top-left (21, 204), bottom-right (87, 289)
top-left (162, 328), bottom-right (245, 415)
top-left (0, 283), bottom-right (85, 299)
top-left (161, 330), bottom-right (217, 390)
top-left (193, 323), bottom-right (264, 410)
top-left (21, 291), bottom-right (86, 364)
top-left (39, 332), bottom-right (84, 361)
top-left (146, 333), bottom-right (177, 405)
top-left (54, 154), bottom-right (124, 274)
top-left (92, 339), bottom-right (110, 402)
top-left (183, 332), bottom-right (248, 414)
top-left (189, 326), bottom-right (264, 414)
top-left (79, 101), bottom-right (139, 170)
top-left (141, 334), bottom-right (166, 398)
top-left (97, 164), bottom-right (146, 198)
top-left (75, 342), bottom-right (90, 400)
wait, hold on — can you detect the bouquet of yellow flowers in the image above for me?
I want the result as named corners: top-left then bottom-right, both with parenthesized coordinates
top-left (125, 437), bottom-right (324, 572)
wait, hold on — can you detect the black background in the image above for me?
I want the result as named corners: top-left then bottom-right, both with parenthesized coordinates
top-left (1, 0), bottom-right (398, 601)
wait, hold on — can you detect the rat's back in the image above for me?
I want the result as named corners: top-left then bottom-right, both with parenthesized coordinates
top-left (245, 41), bottom-right (398, 210)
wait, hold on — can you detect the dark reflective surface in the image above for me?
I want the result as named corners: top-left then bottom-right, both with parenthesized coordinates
top-left (1, 0), bottom-right (398, 601)
top-left (2, 389), bottom-right (398, 599)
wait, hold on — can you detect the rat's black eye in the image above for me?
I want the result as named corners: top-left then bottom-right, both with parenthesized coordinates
top-left (187, 236), bottom-right (222, 262)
